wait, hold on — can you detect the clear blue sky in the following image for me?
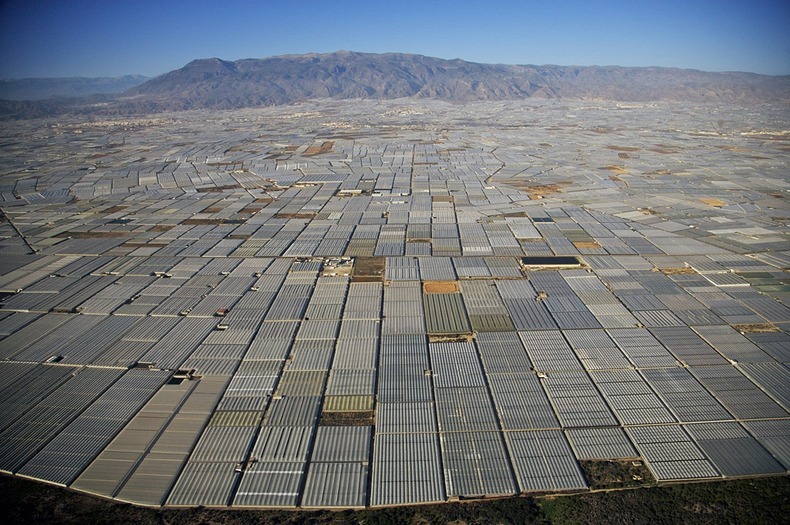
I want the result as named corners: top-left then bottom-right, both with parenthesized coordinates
top-left (1, 0), bottom-right (788, 78)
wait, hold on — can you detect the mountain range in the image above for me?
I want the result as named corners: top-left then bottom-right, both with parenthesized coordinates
top-left (2, 51), bottom-right (788, 118)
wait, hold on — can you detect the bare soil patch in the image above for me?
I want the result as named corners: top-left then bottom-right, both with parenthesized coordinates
top-left (732, 323), bottom-right (780, 333)
top-left (599, 166), bottom-right (628, 174)
top-left (351, 256), bottom-right (385, 282)
top-left (320, 411), bottom-right (375, 426)
top-left (659, 267), bottom-right (697, 275)
top-left (423, 281), bottom-right (459, 294)
top-left (605, 145), bottom-right (640, 152)
top-left (303, 141), bottom-right (335, 156)
top-left (699, 197), bottom-right (727, 207)
top-left (428, 333), bottom-right (474, 343)
top-left (573, 241), bottom-right (602, 249)
top-left (580, 460), bottom-right (655, 490)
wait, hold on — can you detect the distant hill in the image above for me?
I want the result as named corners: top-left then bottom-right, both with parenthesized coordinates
top-left (121, 52), bottom-right (790, 110)
top-left (0, 75), bottom-right (148, 101)
top-left (1, 52), bottom-right (788, 118)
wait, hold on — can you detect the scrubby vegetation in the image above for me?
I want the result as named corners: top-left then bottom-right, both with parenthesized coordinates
top-left (2, 474), bottom-right (787, 525)
top-left (541, 476), bottom-right (789, 525)
top-left (579, 459), bottom-right (656, 490)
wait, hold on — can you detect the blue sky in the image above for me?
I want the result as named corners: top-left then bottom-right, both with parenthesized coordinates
top-left (0, 0), bottom-right (788, 78)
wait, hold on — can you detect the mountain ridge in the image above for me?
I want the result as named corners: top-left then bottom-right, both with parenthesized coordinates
top-left (2, 52), bottom-right (788, 118)
top-left (123, 51), bottom-right (789, 110)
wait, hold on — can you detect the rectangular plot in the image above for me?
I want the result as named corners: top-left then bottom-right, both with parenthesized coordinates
top-left (469, 314), bottom-right (516, 332)
top-left (380, 315), bottom-right (425, 335)
top-left (310, 426), bottom-right (372, 462)
top-left (441, 431), bottom-right (516, 497)
top-left (476, 332), bottom-right (533, 374)
top-left (650, 327), bottom-right (728, 366)
top-left (16, 368), bottom-right (170, 485)
top-left (302, 462), bottom-right (368, 507)
top-left (252, 426), bottom-right (314, 463)
top-left (504, 298), bottom-right (557, 330)
top-left (460, 280), bottom-right (507, 314)
top-left (606, 328), bottom-right (679, 368)
top-left (487, 373), bottom-right (559, 430)
top-left (565, 427), bottom-right (638, 460)
top-left (691, 366), bottom-right (787, 419)
top-left (167, 461), bottom-right (238, 506)
top-left (434, 387), bottom-right (499, 432)
top-left (738, 363), bottom-right (790, 409)
top-left (326, 369), bottom-right (376, 396)
top-left (370, 433), bottom-right (445, 506)
top-left (693, 325), bottom-right (774, 364)
top-left (542, 372), bottom-right (618, 428)
top-left (743, 420), bottom-right (790, 469)
top-left (641, 368), bottom-right (733, 423)
top-left (429, 341), bottom-right (486, 388)
top-left (519, 331), bottom-right (584, 372)
top-left (685, 422), bottom-right (785, 476)
top-left (375, 402), bottom-right (437, 434)
top-left (626, 425), bottom-right (719, 481)
top-left (506, 430), bottom-right (587, 492)
top-left (233, 461), bottom-right (304, 507)
top-left (191, 426), bottom-right (258, 462)
top-left (377, 374), bottom-right (433, 403)
top-left (113, 453), bottom-right (186, 505)
top-left (263, 397), bottom-right (322, 427)
top-left (423, 293), bottom-right (471, 334)
top-left (418, 257), bottom-right (456, 281)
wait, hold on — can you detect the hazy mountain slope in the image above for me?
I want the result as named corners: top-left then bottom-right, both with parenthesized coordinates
top-left (0, 75), bottom-right (149, 101)
top-left (2, 52), bottom-right (787, 118)
top-left (121, 52), bottom-right (789, 109)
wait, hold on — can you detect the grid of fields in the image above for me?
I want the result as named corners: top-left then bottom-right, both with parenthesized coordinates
top-left (0, 99), bottom-right (787, 507)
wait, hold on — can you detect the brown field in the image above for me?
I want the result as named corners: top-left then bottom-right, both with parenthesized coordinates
top-left (423, 281), bottom-right (459, 294)
top-left (432, 195), bottom-right (454, 203)
top-left (506, 183), bottom-right (566, 199)
top-left (351, 256), bottom-right (385, 282)
top-left (573, 241), bottom-right (602, 249)
top-left (580, 460), bottom-right (655, 490)
top-left (732, 323), bottom-right (780, 333)
top-left (428, 333), bottom-right (474, 343)
top-left (320, 411), bottom-right (375, 426)
top-left (599, 165), bottom-right (628, 174)
top-left (303, 141), bottom-right (335, 156)
top-left (699, 197), bottom-right (727, 207)
top-left (605, 145), bottom-right (640, 152)
top-left (659, 267), bottom-right (697, 275)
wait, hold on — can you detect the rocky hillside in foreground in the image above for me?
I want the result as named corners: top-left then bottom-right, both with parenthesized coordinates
top-left (2, 51), bottom-right (788, 118)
